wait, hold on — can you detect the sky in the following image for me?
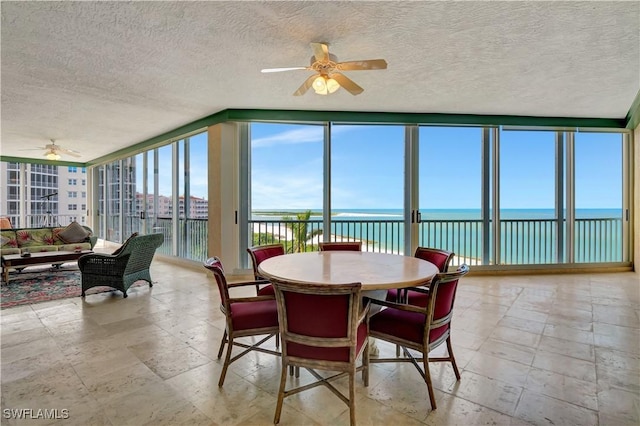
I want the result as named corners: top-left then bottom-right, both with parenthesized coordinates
top-left (146, 123), bottom-right (623, 211)
top-left (251, 123), bottom-right (623, 210)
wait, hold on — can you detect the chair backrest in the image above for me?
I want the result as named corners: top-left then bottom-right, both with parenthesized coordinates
top-left (247, 244), bottom-right (285, 279)
top-left (318, 241), bottom-right (362, 251)
top-left (423, 264), bottom-right (469, 346)
top-left (119, 233), bottom-right (164, 274)
top-left (271, 278), bottom-right (365, 363)
top-left (203, 257), bottom-right (231, 314)
top-left (414, 247), bottom-right (455, 272)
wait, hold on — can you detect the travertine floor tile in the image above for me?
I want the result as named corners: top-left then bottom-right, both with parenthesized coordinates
top-left (515, 390), bottom-right (598, 426)
top-left (1, 261), bottom-right (638, 425)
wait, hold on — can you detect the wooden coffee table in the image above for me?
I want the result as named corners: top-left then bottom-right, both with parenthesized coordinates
top-left (1, 250), bottom-right (92, 283)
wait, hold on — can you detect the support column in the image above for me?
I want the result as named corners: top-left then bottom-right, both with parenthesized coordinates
top-left (208, 122), bottom-right (240, 271)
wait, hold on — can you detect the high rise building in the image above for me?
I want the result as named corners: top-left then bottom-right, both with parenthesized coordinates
top-left (0, 162), bottom-right (88, 227)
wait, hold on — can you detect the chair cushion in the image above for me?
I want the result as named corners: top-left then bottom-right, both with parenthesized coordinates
top-left (1, 248), bottom-right (20, 255)
top-left (15, 228), bottom-right (54, 248)
top-left (58, 221), bottom-right (90, 244)
top-left (280, 291), bottom-right (366, 362)
top-left (257, 284), bottom-right (275, 296)
top-left (1, 231), bottom-right (17, 249)
top-left (230, 299), bottom-right (278, 331)
top-left (287, 321), bottom-right (368, 362)
top-left (253, 246), bottom-right (285, 265)
top-left (386, 288), bottom-right (429, 307)
top-left (58, 242), bottom-right (92, 252)
top-left (29, 246), bottom-right (59, 253)
top-left (370, 307), bottom-right (450, 346)
top-left (416, 250), bottom-right (451, 272)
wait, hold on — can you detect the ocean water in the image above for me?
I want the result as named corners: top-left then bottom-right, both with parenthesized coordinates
top-left (251, 208), bottom-right (624, 264)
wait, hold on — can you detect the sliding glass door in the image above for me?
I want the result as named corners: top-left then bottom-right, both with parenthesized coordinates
top-left (331, 124), bottom-right (405, 253)
top-left (417, 126), bottom-right (485, 265)
top-left (249, 123), bottom-right (324, 253)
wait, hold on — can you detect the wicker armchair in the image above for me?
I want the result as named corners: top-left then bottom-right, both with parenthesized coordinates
top-left (79, 233), bottom-right (164, 298)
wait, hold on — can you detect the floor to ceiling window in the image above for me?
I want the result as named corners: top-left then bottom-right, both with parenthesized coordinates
top-left (418, 126), bottom-right (484, 265)
top-left (249, 122), bottom-right (324, 253)
top-left (499, 129), bottom-right (558, 265)
top-left (177, 133), bottom-right (208, 260)
top-left (91, 131), bottom-right (207, 261)
top-left (242, 122), bottom-right (630, 270)
top-left (331, 124), bottom-right (405, 253)
top-left (574, 131), bottom-right (624, 263)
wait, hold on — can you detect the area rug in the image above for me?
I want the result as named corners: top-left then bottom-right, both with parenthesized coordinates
top-left (1, 266), bottom-right (144, 309)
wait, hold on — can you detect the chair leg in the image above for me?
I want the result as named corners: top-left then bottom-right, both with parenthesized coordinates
top-left (363, 341), bottom-right (370, 387)
top-left (275, 333), bottom-right (280, 348)
top-left (349, 370), bottom-right (356, 426)
top-left (446, 336), bottom-right (461, 380)
top-left (217, 330), bottom-right (227, 359)
top-left (218, 335), bottom-right (234, 387)
top-left (422, 356), bottom-right (437, 410)
top-left (274, 359), bottom-right (288, 424)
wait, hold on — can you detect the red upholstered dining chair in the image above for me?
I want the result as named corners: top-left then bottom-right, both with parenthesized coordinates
top-left (369, 264), bottom-right (469, 410)
top-left (203, 257), bottom-right (280, 387)
top-left (247, 243), bottom-right (285, 295)
top-left (387, 247), bottom-right (454, 305)
top-left (271, 278), bottom-right (370, 426)
top-left (318, 241), bottom-right (363, 251)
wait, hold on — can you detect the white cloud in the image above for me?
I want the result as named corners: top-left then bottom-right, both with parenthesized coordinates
top-left (252, 127), bottom-right (324, 148)
top-left (251, 125), bottom-right (359, 148)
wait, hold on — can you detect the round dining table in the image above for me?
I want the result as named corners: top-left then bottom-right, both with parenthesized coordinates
top-left (257, 251), bottom-right (439, 291)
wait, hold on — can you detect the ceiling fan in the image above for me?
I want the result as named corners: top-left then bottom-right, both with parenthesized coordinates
top-left (261, 42), bottom-right (387, 96)
top-left (21, 139), bottom-right (81, 160)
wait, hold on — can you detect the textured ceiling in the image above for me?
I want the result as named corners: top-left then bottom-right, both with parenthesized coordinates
top-left (1, 1), bottom-right (638, 162)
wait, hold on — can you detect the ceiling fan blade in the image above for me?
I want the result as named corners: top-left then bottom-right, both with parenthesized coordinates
top-left (311, 42), bottom-right (329, 62)
top-left (261, 66), bottom-right (309, 73)
top-left (336, 59), bottom-right (388, 71)
top-left (293, 74), bottom-right (318, 96)
top-left (331, 73), bottom-right (364, 95)
top-left (59, 147), bottom-right (81, 157)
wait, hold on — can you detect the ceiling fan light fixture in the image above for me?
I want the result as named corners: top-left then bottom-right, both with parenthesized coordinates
top-left (45, 150), bottom-right (61, 161)
top-left (312, 75), bottom-right (340, 95)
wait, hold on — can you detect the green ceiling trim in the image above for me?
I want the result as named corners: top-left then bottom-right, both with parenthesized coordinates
top-left (86, 110), bottom-right (229, 166)
top-left (226, 109), bottom-right (626, 128)
top-left (6, 108), bottom-right (628, 168)
top-left (0, 155), bottom-right (87, 167)
top-left (625, 89), bottom-right (640, 129)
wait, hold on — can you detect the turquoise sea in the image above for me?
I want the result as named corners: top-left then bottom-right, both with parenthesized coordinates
top-left (251, 208), bottom-right (624, 264)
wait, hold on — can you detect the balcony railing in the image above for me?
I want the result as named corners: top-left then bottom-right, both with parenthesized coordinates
top-left (249, 216), bottom-right (624, 265)
top-left (3, 214), bottom-right (86, 228)
top-left (8, 213), bottom-right (618, 266)
top-left (117, 216), bottom-right (208, 262)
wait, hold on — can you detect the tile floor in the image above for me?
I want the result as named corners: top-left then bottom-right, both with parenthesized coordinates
top-left (1, 259), bottom-right (639, 425)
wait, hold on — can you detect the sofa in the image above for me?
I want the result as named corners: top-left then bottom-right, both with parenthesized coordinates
top-left (0, 223), bottom-right (97, 256)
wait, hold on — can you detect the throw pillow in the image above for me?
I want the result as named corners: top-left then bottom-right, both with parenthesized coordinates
top-left (0, 217), bottom-right (12, 230)
top-left (58, 221), bottom-right (90, 244)
top-left (112, 232), bottom-right (138, 255)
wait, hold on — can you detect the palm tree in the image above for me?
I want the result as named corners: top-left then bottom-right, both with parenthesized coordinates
top-left (282, 210), bottom-right (323, 253)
